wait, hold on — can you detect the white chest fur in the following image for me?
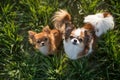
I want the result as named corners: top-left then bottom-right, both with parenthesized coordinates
top-left (63, 40), bottom-right (84, 60)
top-left (39, 46), bottom-right (49, 55)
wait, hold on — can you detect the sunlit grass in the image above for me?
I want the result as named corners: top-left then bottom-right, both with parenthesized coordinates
top-left (0, 0), bottom-right (120, 80)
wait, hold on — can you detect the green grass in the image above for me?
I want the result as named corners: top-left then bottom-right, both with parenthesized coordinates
top-left (0, 0), bottom-right (120, 80)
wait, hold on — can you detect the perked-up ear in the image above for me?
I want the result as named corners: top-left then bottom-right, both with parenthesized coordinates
top-left (28, 31), bottom-right (36, 44)
top-left (84, 31), bottom-right (91, 45)
top-left (65, 22), bottom-right (75, 39)
top-left (42, 25), bottom-right (51, 34)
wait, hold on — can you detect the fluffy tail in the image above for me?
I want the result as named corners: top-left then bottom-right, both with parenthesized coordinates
top-left (52, 9), bottom-right (71, 29)
top-left (52, 9), bottom-right (74, 39)
top-left (84, 12), bottom-right (114, 37)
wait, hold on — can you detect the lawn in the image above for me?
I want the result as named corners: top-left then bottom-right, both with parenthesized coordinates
top-left (0, 0), bottom-right (120, 80)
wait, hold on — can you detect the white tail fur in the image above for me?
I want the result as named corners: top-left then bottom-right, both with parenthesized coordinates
top-left (84, 12), bottom-right (114, 37)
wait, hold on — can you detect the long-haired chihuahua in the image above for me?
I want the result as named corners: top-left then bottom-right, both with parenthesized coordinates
top-left (52, 10), bottom-right (114, 60)
top-left (28, 25), bottom-right (62, 55)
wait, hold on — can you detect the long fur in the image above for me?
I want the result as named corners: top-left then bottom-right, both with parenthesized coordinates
top-left (76, 12), bottom-right (115, 59)
top-left (52, 9), bottom-right (71, 29)
top-left (28, 26), bottom-right (62, 55)
top-left (52, 9), bottom-right (75, 39)
top-left (52, 10), bottom-right (115, 59)
top-left (84, 12), bottom-right (114, 37)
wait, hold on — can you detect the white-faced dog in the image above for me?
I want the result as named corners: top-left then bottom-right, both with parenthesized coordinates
top-left (52, 10), bottom-right (114, 60)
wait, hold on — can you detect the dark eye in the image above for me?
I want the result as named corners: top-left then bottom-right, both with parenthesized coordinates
top-left (44, 37), bottom-right (48, 41)
top-left (70, 36), bottom-right (74, 39)
top-left (79, 38), bottom-right (83, 42)
top-left (36, 40), bottom-right (41, 43)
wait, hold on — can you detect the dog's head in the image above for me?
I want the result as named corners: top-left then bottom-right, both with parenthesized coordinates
top-left (70, 23), bottom-right (94, 44)
top-left (68, 28), bottom-right (86, 46)
top-left (28, 26), bottom-right (51, 53)
top-left (66, 27), bottom-right (94, 49)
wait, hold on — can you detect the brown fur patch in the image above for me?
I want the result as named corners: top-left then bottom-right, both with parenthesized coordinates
top-left (50, 29), bottom-right (62, 53)
top-left (80, 31), bottom-right (84, 38)
top-left (42, 25), bottom-right (51, 34)
top-left (77, 31), bottom-right (97, 58)
top-left (28, 31), bottom-right (37, 44)
top-left (77, 23), bottom-right (97, 58)
top-left (77, 47), bottom-right (89, 58)
top-left (103, 12), bottom-right (111, 18)
top-left (28, 26), bottom-right (62, 55)
top-left (52, 9), bottom-right (74, 40)
top-left (65, 22), bottom-right (75, 40)
top-left (83, 23), bottom-right (94, 31)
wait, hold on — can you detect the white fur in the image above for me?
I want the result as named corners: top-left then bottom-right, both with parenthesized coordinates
top-left (63, 39), bottom-right (84, 60)
top-left (74, 28), bottom-right (82, 36)
top-left (64, 13), bottom-right (114, 60)
top-left (63, 28), bottom-right (94, 59)
top-left (39, 46), bottom-right (49, 55)
top-left (71, 38), bottom-right (80, 44)
top-left (74, 28), bottom-right (87, 36)
top-left (63, 28), bottom-right (86, 60)
top-left (84, 13), bottom-right (114, 37)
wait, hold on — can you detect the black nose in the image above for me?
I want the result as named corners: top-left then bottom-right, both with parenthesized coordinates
top-left (41, 42), bottom-right (45, 46)
top-left (72, 39), bottom-right (77, 45)
top-left (74, 39), bottom-right (77, 43)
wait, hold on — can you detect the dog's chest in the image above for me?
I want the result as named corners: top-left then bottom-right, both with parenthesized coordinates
top-left (63, 40), bottom-right (84, 60)
top-left (39, 46), bottom-right (49, 55)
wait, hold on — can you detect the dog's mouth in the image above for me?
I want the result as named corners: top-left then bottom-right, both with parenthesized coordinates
top-left (72, 39), bottom-right (78, 45)
top-left (70, 36), bottom-right (83, 45)
top-left (72, 42), bottom-right (77, 45)
top-left (41, 42), bottom-right (45, 46)
top-left (71, 39), bottom-right (80, 45)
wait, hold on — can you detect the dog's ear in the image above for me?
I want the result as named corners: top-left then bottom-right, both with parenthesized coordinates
top-left (28, 31), bottom-right (36, 44)
top-left (84, 30), bottom-right (91, 45)
top-left (42, 25), bottom-right (51, 34)
top-left (65, 23), bottom-right (75, 39)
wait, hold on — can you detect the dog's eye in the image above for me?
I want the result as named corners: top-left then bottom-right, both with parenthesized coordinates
top-left (70, 36), bottom-right (74, 39)
top-left (36, 40), bottom-right (41, 43)
top-left (44, 38), bottom-right (48, 41)
top-left (79, 38), bottom-right (83, 42)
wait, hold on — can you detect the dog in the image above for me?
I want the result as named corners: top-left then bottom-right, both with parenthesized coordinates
top-left (52, 10), bottom-right (114, 60)
top-left (28, 25), bottom-right (62, 55)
